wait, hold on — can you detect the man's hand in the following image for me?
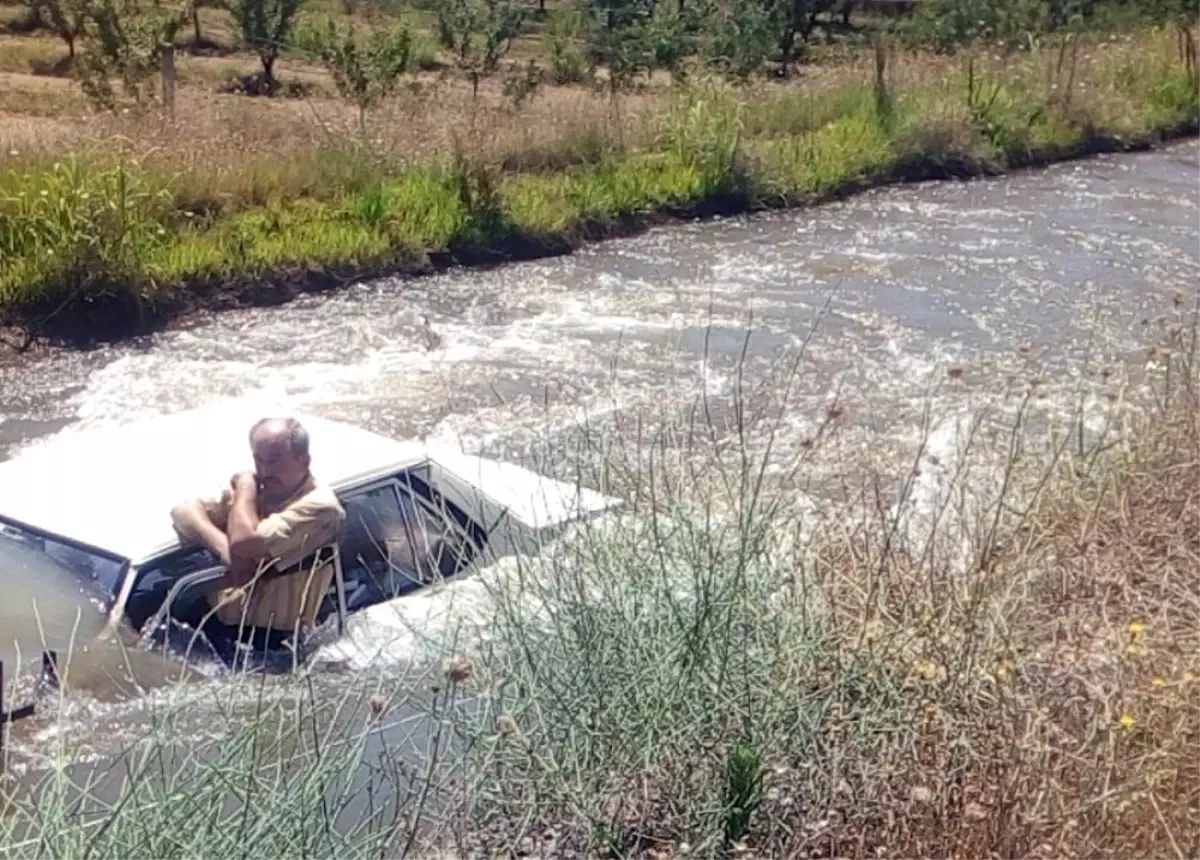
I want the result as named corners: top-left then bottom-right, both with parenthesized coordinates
top-left (231, 471), bottom-right (258, 496)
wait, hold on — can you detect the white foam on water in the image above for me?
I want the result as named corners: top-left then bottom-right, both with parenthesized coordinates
top-left (0, 143), bottom-right (1191, 770)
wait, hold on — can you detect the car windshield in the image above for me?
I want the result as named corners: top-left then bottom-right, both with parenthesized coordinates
top-left (0, 518), bottom-right (127, 613)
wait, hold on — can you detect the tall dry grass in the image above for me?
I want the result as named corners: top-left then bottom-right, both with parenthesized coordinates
top-left (0, 301), bottom-right (1194, 858)
top-left (428, 302), bottom-right (1200, 859)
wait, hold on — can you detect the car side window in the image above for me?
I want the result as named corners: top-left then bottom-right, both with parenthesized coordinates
top-left (337, 474), bottom-right (478, 612)
top-left (123, 545), bottom-right (222, 632)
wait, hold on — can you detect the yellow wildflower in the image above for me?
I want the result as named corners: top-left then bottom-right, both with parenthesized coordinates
top-left (1119, 713), bottom-right (1137, 730)
top-left (1152, 676), bottom-right (1166, 687)
top-left (1128, 620), bottom-right (1146, 637)
top-left (915, 661), bottom-right (938, 680)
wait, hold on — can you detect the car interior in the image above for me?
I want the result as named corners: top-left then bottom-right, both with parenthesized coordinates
top-left (121, 466), bottom-right (487, 668)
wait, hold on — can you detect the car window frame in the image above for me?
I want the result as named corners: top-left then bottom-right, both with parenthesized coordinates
top-left (124, 462), bottom-right (488, 634)
top-left (0, 512), bottom-right (132, 613)
top-left (333, 467), bottom-right (486, 611)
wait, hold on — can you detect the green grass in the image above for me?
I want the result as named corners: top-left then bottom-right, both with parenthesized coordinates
top-left (0, 26), bottom-right (1196, 335)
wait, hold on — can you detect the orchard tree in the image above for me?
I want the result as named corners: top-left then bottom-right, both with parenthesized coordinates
top-left (318, 20), bottom-right (412, 133)
top-left (76, 0), bottom-right (187, 107)
top-left (436, 0), bottom-right (525, 98)
top-left (188, 0), bottom-right (219, 46)
top-left (23, 0), bottom-right (86, 59)
top-left (226, 0), bottom-right (305, 91)
top-left (764, 0), bottom-right (819, 77)
top-left (689, 0), bottom-right (775, 80)
top-left (583, 0), bottom-right (656, 97)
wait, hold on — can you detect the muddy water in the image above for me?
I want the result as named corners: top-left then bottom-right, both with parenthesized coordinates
top-left (0, 141), bottom-right (1196, 778)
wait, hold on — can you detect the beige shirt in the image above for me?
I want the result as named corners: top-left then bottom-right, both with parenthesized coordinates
top-left (201, 481), bottom-right (346, 633)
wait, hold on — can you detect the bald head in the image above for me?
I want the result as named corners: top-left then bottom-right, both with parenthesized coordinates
top-left (250, 417), bottom-right (309, 457)
top-left (249, 417), bottom-right (312, 502)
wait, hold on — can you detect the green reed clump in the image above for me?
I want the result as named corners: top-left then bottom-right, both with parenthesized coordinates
top-left (656, 73), bottom-right (756, 200)
top-left (0, 157), bottom-right (174, 312)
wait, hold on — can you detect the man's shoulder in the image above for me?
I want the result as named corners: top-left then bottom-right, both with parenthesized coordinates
top-left (290, 481), bottom-right (346, 520)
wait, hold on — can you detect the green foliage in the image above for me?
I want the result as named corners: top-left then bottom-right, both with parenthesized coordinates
top-left (723, 744), bottom-right (765, 848)
top-left (226, 0), bottom-right (306, 87)
top-left (963, 54), bottom-right (1046, 160)
top-left (657, 74), bottom-right (750, 197)
top-left (24, 0), bottom-right (86, 57)
top-left (901, 0), bottom-right (1196, 52)
top-left (501, 57), bottom-right (544, 108)
top-left (0, 158), bottom-right (173, 308)
top-left (316, 18), bottom-right (412, 130)
top-left (449, 136), bottom-right (509, 240)
top-left (692, 0), bottom-right (777, 81)
top-left (74, 0), bottom-right (187, 110)
top-left (582, 0), bottom-right (656, 93)
top-left (544, 5), bottom-right (590, 84)
top-left (764, 0), bottom-right (818, 75)
top-left (0, 27), bottom-right (1195, 327)
top-left (435, 0), bottom-right (525, 95)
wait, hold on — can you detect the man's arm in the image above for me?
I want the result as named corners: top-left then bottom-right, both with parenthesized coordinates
top-left (170, 499), bottom-right (232, 567)
top-left (170, 481), bottom-right (265, 587)
top-left (174, 476), bottom-right (343, 591)
top-left (224, 472), bottom-right (272, 585)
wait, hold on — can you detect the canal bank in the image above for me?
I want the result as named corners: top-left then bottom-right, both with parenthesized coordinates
top-left (2, 27), bottom-right (1197, 353)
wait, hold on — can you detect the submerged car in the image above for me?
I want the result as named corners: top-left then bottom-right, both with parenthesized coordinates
top-left (0, 402), bottom-right (618, 674)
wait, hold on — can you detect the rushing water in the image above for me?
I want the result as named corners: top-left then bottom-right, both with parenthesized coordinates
top-left (0, 140), bottom-right (1197, 776)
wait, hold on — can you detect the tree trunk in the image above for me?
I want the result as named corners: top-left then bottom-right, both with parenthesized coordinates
top-left (261, 51), bottom-right (276, 89)
top-left (192, 2), bottom-right (202, 45)
top-left (778, 25), bottom-right (796, 77)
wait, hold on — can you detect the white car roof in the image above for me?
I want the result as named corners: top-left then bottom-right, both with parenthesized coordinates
top-left (0, 401), bottom-right (428, 564)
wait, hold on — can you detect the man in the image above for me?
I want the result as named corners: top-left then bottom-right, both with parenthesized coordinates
top-left (169, 417), bottom-right (346, 655)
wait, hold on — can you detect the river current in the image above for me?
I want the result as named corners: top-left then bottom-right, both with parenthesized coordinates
top-left (0, 140), bottom-right (1196, 775)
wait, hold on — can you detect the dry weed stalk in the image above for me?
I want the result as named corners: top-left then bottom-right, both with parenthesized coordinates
top-left (435, 304), bottom-right (1200, 860)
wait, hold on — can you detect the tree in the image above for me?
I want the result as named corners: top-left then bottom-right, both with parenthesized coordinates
top-left (690, 0), bottom-right (775, 81)
top-left (435, 0), bottom-right (525, 98)
top-left (188, 0), bottom-right (218, 47)
top-left (75, 0), bottom-right (187, 107)
top-left (24, 0), bottom-right (86, 59)
top-left (317, 19), bottom-right (412, 133)
top-left (764, 0), bottom-right (818, 77)
top-left (225, 0), bottom-right (305, 91)
top-left (583, 0), bottom-right (656, 97)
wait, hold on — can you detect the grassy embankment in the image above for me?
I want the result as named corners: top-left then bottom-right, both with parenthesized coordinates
top-left (0, 296), bottom-right (1195, 858)
top-left (0, 0), bottom-right (1196, 346)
